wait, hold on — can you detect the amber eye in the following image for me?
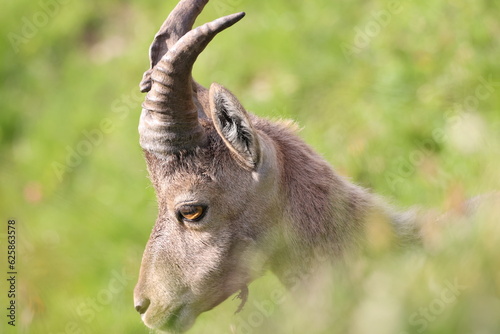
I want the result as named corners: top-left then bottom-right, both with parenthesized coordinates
top-left (177, 205), bottom-right (206, 222)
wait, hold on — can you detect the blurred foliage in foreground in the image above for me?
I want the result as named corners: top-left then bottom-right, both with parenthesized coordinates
top-left (0, 0), bottom-right (499, 333)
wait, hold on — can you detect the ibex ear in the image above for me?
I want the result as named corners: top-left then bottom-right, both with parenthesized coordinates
top-left (209, 83), bottom-right (261, 170)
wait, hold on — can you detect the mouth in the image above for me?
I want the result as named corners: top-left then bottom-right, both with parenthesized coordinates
top-left (161, 305), bottom-right (188, 332)
top-left (140, 283), bottom-right (250, 333)
top-left (143, 304), bottom-right (196, 334)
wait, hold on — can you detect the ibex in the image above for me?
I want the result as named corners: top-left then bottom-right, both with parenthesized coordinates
top-left (132, 0), bottom-right (489, 332)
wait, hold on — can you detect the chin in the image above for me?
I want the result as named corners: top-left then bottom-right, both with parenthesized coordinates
top-left (141, 284), bottom-right (245, 333)
top-left (143, 305), bottom-right (197, 334)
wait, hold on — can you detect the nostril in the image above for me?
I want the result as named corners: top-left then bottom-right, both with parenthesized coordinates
top-left (135, 298), bottom-right (151, 315)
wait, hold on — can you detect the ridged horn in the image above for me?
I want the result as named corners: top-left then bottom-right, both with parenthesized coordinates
top-left (139, 9), bottom-right (245, 156)
top-left (140, 0), bottom-right (209, 93)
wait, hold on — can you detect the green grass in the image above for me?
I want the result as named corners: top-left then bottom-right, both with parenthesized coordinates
top-left (1, 0), bottom-right (499, 333)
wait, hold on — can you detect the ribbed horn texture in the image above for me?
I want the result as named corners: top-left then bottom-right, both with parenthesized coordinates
top-left (140, 0), bottom-right (209, 93)
top-left (138, 0), bottom-right (245, 156)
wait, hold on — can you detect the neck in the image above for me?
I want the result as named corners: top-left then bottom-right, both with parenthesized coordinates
top-left (260, 121), bottom-right (417, 286)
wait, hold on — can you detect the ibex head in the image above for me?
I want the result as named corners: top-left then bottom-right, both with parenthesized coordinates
top-left (134, 1), bottom-right (285, 332)
top-left (132, 1), bottom-right (500, 332)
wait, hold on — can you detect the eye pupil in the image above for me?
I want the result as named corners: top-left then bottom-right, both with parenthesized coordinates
top-left (178, 205), bottom-right (205, 222)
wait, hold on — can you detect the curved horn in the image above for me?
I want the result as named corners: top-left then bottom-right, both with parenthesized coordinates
top-left (140, 0), bottom-right (209, 93)
top-left (139, 11), bottom-right (246, 156)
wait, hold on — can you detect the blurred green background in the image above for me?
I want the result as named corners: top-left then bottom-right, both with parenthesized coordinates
top-left (1, 0), bottom-right (499, 333)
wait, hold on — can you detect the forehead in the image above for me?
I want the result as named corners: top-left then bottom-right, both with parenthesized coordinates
top-left (164, 166), bottom-right (217, 199)
top-left (149, 138), bottom-right (232, 191)
top-left (154, 154), bottom-right (215, 197)
top-left (145, 127), bottom-right (257, 205)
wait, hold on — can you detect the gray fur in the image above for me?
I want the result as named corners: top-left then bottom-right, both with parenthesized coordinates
top-left (131, 1), bottom-right (483, 333)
